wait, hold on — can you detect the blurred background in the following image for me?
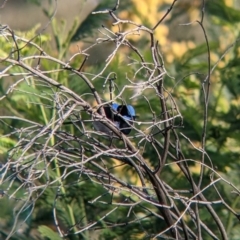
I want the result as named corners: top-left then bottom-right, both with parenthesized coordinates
top-left (0, 0), bottom-right (240, 239)
top-left (0, 0), bottom-right (96, 32)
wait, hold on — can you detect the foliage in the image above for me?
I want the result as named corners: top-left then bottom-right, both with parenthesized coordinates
top-left (0, 0), bottom-right (240, 239)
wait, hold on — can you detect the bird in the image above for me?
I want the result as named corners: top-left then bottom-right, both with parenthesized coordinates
top-left (93, 103), bottom-right (136, 135)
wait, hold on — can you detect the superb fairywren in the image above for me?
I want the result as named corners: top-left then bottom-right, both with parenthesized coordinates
top-left (94, 103), bottom-right (136, 135)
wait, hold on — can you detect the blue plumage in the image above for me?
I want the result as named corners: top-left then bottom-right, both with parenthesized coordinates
top-left (94, 103), bottom-right (136, 135)
top-left (125, 105), bottom-right (136, 118)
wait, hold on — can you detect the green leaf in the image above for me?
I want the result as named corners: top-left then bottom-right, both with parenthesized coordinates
top-left (71, 0), bottom-right (111, 41)
top-left (38, 225), bottom-right (62, 240)
top-left (207, 0), bottom-right (240, 24)
top-left (181, 41), bottom-right (219, 65)
top-left (0, 137), bottom-right (17, 154)
top-left (71, 0), bottom-right (133, 41)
